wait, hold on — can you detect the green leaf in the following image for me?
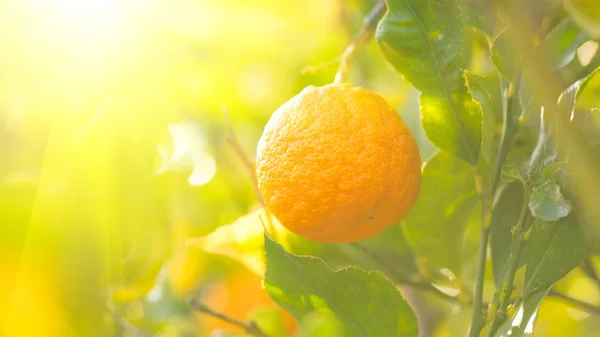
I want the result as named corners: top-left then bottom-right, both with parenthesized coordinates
top-left (403, 151), bottom-right (478, 276)
top-left (187, 209), bottom-right (318, 276)
top-left (523, 215), bottom-right (590, 295)
top-left (457, 0), bottom-right (495, 36)
top-left (419, 93), bottom-right (482, 164)
top-left (565, 0), bottom-right (600, 39)
top-left (466, 71), bottom-right (497, 165)
top-left (558, 67), bottom-right (599, 127)
top-left (543, 18), bottom-right (590, 69)
top-left (541, 162), bottom-right (572, 185)
top-left (491, 28), bottom-right (519, 79)
top-left (490, 182), bottom-right (525, 286)
top-left (500, 165), bottom-right (524, 184)
top-left (187, 209), bottom-right (271, 275)
top-left (493, 287), bottom-right (550, 337)
top-left (293, 312), bottom-right (344, 337)
top-left (528, 180), bottom-right (573, 222)
top-left (376, 0), bottom-right (482, 164)
top-left (263, 235), bottom-right (418, 337)
top-left (577, 67), bottom-right (600, 99)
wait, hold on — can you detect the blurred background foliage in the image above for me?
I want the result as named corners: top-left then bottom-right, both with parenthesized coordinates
top-left (0, 0), bottom-right (599, 336)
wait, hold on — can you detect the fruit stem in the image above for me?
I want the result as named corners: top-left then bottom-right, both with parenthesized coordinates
top-left (222, 105), bottom-right (265, 207)
top-left (333, 1), bottom-right (387, 84)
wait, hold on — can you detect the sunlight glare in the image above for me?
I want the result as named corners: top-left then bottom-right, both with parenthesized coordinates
top-left (156, 122), bottom-right (217, 187)
top-left (32, 0), bottom-right (130, 42)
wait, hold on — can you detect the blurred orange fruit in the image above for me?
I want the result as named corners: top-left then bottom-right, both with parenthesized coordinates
top-left (199, 267), bottom-right (296, 334)
top-left (256, 83), bottom-right (421, 243)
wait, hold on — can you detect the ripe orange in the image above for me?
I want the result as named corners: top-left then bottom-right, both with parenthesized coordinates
top-left (256, 83), bottom-right (421, 243)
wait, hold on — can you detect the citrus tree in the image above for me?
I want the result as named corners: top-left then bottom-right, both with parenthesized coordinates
top-left (191, 1), bottom-right (600, 336)
top-left (2, 0), bottom-right (600, 337)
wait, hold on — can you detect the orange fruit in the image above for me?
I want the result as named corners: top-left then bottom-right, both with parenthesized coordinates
top-left (256, 83), bottom-right (421, 243)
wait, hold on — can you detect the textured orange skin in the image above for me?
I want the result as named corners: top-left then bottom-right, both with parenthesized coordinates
top-left (256, 83), bottom-right (421, 243)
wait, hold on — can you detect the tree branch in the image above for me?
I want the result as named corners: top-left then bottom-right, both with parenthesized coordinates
top-left (334, 1), bottom-right (387, 83)
top-left (303, 2), bottom-right (386, 81)
top-left (190, 299), bottom-right (272, 337)
top-left (549, 290), bottom-right (600, 316)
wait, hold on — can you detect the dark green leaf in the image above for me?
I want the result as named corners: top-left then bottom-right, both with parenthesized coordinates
top-left (466, 71), bottom-right (497, 165)
top-left (523, 216), bottom-right (590, 295)
top-left (376, 0), bottom-right (462, 94)
top-left (403, 151), bottom-right (478, 276)
top-left (263, 235), bottom-right (418, 337)
top-left (376, 0), bottom-right (482, 164)
top-left (564, 0), bottom-right (600, 39)
top-left (490, 182), bottom-right (525, 286)
top-left (543, 18), bottom-right (590, 69)
top-left (493, 287), bottom-right (550, 337)
top-left (501, 165), bottom-right (524, 184)
top-left (528, 180), bottom-right (573, 222)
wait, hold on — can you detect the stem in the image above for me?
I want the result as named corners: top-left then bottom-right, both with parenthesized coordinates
top-left (548, 290), bottom-right (600, 316)
top-left (485, 189), bottom-right (530, 337)
top-left (333, 1), bottom-right (386, 84)
top-left (467, 168), bottom-right (491, 337)
top-left (190, 299), bottom-right (272, 337)
top-left (467, 71), bottom-right (522, 337)
top-left (351, 243), bottom-right (462, 303)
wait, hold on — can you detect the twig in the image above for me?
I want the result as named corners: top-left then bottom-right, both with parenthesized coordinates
top-left (350, 243), bottom-right (462, 303)
top-left (549, 290), bottom-right (600, 316)
top-left (105, 305), bottom-right (148, 337)
top-left (221, 105), bottom-right (265, 207)
top-left (332, 1), bottom-right (387, 83)
top-left (190, 299), bottom-right (272, 337)
top-left (303, 2), bottom-right (386, 80)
